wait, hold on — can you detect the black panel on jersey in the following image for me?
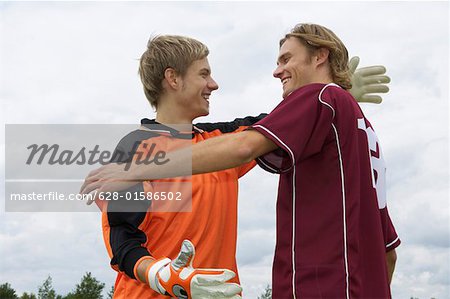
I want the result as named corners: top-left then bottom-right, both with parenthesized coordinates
top-left (141, 118), bottom-right (194, 139)
top-left (195, 113), bottom-right (267, 133)
top-left (107, 129), bottom-right (159, 279)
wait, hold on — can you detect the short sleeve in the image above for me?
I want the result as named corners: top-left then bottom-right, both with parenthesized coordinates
top-left (251, 84), bottom-right (336, 173)
top-left (381, 207), bottom-right (401, 252)
top-left (196, 115), bottom-right (265, 177)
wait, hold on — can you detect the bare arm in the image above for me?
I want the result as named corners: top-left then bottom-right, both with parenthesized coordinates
top-left (386, 249), bottom-right (397, 284)
top-left (192, 130), bottom-right (277, 174)
top-left (132, 129), bottom-right (278, 179)
top-left (81, 130), bottom-right (277, 194)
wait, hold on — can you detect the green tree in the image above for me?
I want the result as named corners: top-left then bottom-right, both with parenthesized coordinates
top-left (65, 272), bottom-right (105, 299)
top-left (38, 276), bottom-right (57, 299)
top-left (258, 284), bottom-right (272, 299)
top-left (106, 285), bottom-right (114, 299)
top-left (20, 292), bottom-right (37, 299)
top-left (0, 282), bottom-right (19, 299)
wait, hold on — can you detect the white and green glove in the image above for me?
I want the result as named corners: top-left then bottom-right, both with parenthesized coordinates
top-left (349, 56), bottom-right (391, 104)
top-left (147, 240), bottom-right (242, 299)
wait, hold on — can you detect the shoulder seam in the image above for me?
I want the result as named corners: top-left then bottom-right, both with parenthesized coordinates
top-left (317, 83), bottom-right (340, 119)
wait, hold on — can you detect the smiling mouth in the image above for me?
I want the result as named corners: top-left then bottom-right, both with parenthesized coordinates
top-left (202, 94), bottom-right (210, 102)
top-left (282, 78), bottom-right (291, 86)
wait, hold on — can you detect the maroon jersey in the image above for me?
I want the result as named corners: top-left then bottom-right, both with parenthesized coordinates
top-left (252, 83), bottom-right (400, 298)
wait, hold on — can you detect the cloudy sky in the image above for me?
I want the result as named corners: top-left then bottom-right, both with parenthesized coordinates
top-left (0, 1), bottom-right (449, 298)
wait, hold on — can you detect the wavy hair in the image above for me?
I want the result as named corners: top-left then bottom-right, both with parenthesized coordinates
top-left (280, 23), bottom-right (352, 90)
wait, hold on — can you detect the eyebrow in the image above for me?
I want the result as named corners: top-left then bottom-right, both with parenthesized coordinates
top-left (277, 52), bottom-right (291, 64)
top-left (199, 68), bottom-right (211, 75)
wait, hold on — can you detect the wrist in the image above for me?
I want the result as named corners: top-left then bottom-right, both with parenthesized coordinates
top-left (146, 257), bottom-right (171, 294)
top-left (133, 256), bottom-right (155, 283)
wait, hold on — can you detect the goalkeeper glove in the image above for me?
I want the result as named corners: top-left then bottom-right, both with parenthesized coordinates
top-left (349, 56), bottom-right (391, 104)
top-left (147, 240), bottom-right (242, 299)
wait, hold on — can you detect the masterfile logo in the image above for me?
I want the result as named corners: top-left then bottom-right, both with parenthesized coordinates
top-left (5, 124), bottom-right (192, 212)
top-left (25, 142), bottom-right (170, 170)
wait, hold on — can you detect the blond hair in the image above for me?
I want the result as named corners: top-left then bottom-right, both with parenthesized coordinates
top-left (139, 35), bottom-right (209, 109)
top-left (280, 23), bottom-right (352, 90)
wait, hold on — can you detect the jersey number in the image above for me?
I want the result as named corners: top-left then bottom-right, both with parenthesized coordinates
top-left (357, 118), bottom-right (387, 209)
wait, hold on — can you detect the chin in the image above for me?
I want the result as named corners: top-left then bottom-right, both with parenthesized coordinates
top-left (197, 110), bottom-right (209, 117)
top-left (282, 85), bottom-right (292, 98)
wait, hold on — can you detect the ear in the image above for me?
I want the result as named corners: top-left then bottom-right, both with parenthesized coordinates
top-left (314, 48), bottom-right (330, 67)
top-left (164, 67), bottom-right (181, 90)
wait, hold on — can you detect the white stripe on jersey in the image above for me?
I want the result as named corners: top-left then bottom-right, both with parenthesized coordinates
top-left (252, 124), bottom-right (297, 299)
top-left (253, 83), bottom-right (350, 299)
top-left (319, 83), bottom-right (351, 299)
top-left (386, 236), bottom-right (400, 248)
top-left (256, 155), bottom-right (280, 173)
top-left (332, 124), bottom-right (351, 299)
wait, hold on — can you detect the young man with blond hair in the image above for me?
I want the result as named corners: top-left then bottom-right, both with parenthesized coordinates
top-left (83, 28), bottom-right (397, 298)
top-left (99, 35), bottom-right (254, 299)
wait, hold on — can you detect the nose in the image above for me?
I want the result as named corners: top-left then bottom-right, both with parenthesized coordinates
top-left (273, 65), bottom-right (283, 78)
top-left (208, 77), bottom-right (219, 91)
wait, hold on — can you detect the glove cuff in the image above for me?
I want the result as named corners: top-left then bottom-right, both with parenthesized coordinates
top-left (133, 255), bottom-right (154, 282)
top-left (146, 257), bottom-right (171, 294)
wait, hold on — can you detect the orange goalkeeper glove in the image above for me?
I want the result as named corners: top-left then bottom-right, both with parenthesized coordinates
top-left (147, 240), bottom-right (242, 299)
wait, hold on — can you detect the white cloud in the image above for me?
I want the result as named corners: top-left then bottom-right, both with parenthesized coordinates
top-left (0, 212), bottom-right (116, 296)
top-left (392, 244), bottom-right (450, 298)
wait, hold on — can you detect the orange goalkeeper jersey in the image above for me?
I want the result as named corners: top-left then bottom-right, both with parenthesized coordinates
top-left (100, 115), bottom-right (265, 298)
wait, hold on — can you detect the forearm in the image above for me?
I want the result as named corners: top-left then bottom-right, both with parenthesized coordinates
top-left (106, 206), bottom-right (152, 280)
top-left (386, 249), bottom-right (397, 284)
top-left (134, 130), bottom-right (272, 179)
top-left (191, 132), bottom-right (256, 174)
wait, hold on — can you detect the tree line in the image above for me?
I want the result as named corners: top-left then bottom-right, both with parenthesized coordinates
top-left (0, 272), bottom-right (113, 299)
top-left (0, 277), bottom-right (438, 299)
top-left (1, 274), bottom-right (273, 299)
top-left (1, 275), bottom-right (274, 299)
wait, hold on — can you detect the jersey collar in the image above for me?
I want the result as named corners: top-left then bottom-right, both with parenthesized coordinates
top-left (140, 118), bottom-right (203, 139)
